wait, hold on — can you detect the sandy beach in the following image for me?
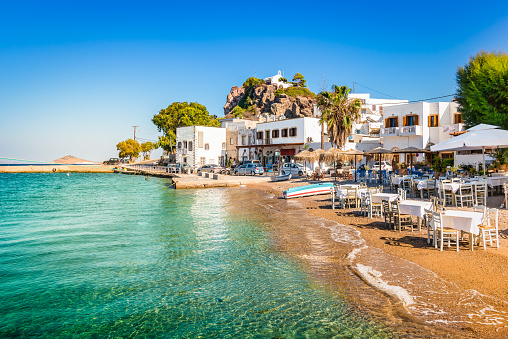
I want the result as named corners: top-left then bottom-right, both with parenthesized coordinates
top-left (243, 177), bottom-right (508, 338)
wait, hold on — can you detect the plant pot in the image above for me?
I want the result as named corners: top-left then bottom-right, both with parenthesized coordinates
top-left (500, 164), bottom-right (507, 171)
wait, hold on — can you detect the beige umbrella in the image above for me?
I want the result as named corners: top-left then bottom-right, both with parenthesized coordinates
top-left (320, 148), bottom-right (347, 181)
top-left (392, 146), bottom-right (430, 174)
top-left (295, 150), bottom-right (312, 173)
top-left (309, 149), bottom-right (325, 162)
top-left (367, 147), bottom-right (392, 184)
top-left (344, 149), bottom-right (364, 181)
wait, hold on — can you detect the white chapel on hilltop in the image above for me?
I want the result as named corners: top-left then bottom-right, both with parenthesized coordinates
top-left (264, 70), bottom-right (292, 89)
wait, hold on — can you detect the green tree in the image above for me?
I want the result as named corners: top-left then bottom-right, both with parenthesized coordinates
top-left (231, 106), bottom-right (246, 118)
top-left (292, 73), bottom-right (306, 87)
top-left (456, 51), bottom-right (508, 129)
top-left (317, 85), bottom-right (361, 149)
top-left (116, 139), bottom-right (142, 160)
top-left (152, 102), bottom-right (220, 152)
top-left (141, 141), bottom-right (158, 160)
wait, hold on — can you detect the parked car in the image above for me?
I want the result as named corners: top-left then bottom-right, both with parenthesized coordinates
top-left (167, 163), bottom-right (193, 173)
top-left (234, 163), bottom-right (264, 176)
top-left (197, 164), bottom-right (223, 174)
top-left (103, 158), bottom-right (120, 165)
top-left (281, 163), bottom-right (308, 176)
top-left (372, 161), bottom-right (393, 172)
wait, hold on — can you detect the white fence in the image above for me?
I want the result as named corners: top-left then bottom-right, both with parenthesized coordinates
top-left (125, 165), bottom-right (186, 174)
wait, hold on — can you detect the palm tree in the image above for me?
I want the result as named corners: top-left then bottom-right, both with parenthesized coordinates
top-left (316, 85), bottom-right (361, 149)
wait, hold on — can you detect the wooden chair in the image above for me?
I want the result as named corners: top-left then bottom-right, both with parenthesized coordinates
top-left (422, 179), bottom-right (436, 199)
top-left (345, 188), bottom-right (357, 208)
top-left (438, 182), bottom-right (453, 206)
top-left (424, 208), bottom-right (435, 245)
top-left (474, 182), bottom-right (487, 206)
top-left (478, 208), bottom-right (499, 250)
top-left (359, 182), bottom-right (367, 188)
top-left (455, 184), bottom-right (474, 208)
top-left (433, 210), bottom-right (460, 251)
top-left (392, 201), bottom-right (413, 232)
top-left (360, 191), bottom-right (370, 217)
top-left (382, 200), bottom-right (393, 229)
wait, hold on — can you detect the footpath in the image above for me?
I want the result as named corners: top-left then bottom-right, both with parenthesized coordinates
top-left (172, 173), bottom-right (272, 189)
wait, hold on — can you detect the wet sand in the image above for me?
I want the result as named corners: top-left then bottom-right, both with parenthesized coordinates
top-left (241, 178), bottom-right (508, 338)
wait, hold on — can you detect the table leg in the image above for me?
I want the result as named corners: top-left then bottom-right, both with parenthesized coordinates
top-left (417, 217), bottom-right (421, 232)
top-left (469, 233), bottom-right (474, 251)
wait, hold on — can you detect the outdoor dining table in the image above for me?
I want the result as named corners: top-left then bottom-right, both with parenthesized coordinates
top-left (398, 200), bottom-right (433, 231)
top-left (371, 193), bottom-right (399, 204)
top-left (332, 187), bottom-right (368, 209)
top-left (440, 210), bottom-right (484, 251)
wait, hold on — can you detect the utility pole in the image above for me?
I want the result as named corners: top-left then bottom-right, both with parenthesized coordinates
top-left (132, 126), bottom-right (139, 141)
top-left (353, 81), bottom-right (355, 93)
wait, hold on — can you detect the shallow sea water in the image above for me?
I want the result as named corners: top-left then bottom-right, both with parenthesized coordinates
top-left (0, 173), bottom-right (393, 338)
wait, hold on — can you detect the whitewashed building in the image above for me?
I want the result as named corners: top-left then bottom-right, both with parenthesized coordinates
top-left (220, 118), bottom-right (258, 164)
top-left (176, 126), bottom-right (227, 168)
top-left (264, 70), bottom-right (291, 89)
top-left (380, 101), bottom-right (464, 165)
top-left (255, 117), bottom-right (322, 167)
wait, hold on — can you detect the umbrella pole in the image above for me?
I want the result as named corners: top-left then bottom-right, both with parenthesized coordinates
top-left (482, 147), bottom-right (485, 176)
top-left (354, 155), bottom-right (357, 182)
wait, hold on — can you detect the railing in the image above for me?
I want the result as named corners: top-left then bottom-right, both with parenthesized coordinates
top-left (256, 138), bottom-right (271, 145)
top-left (380, 127), bottom-right (399, 137)
top-left (124, 164), bottom-right (189, 174)
top-left (177, 148), bottom-right (188, 155)
top-left (400, 125), bottom-right (422, 136)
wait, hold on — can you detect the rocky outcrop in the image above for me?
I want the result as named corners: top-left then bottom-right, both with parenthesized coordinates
top-left (223, 83), bottom-right (316, 119)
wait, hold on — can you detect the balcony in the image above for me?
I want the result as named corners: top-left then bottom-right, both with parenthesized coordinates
top-left (380, 127), bottom-right (399, 137)
top-left (256, 138), bottom-right (272, 145)
top-left (177, 148), bottom-right (188, 155)
top-left (400, 125), bottom-right (422, 136)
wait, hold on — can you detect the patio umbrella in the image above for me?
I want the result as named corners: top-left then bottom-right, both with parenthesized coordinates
top-left (367, 147), bottom-right (392, 184)
top-left (309, 149), bottom-right (325, 162)
top-left (430, 124), bottom-right (508, 175)
top-left (320, 148), bottom-right (347, 181)
top-left (392, 146), bottom-right (430, 175)
top-left (344, 149), bottom-right (364, 182)
top-left (295, 150), bottom-right (312, 173)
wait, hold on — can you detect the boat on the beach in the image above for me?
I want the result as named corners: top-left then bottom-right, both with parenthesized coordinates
top-left (283, 182), bottom-right (334, 199)
top-left (271, 173), bottom-right (291, 182)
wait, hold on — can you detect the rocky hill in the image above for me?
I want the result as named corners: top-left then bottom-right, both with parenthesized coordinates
top-left (223, 82), bottom-right (317, 119)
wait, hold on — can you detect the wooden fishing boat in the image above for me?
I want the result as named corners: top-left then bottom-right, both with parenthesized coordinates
top-left (271, 173), bottom-right (291, 182)
top-left (283, 182), bottom-right (334, 199)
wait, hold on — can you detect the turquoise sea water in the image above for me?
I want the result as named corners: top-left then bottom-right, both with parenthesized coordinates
top-left (0, 173), bottom-right (391, 338)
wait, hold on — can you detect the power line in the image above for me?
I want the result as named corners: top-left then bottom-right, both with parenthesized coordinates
top-left (353, 82), bottom-right (399, 99)
top-left (408, 94), bottom-right (455, 103)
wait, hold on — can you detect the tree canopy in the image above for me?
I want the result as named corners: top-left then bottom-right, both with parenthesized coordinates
top-left (116, 139), bottom-right (141, 160)
top-left (292, 73), bottom-right (306, 87)
top-left (141, 141), bottom-right (158, 160)
top-left (317, 85), bottom-right (361, 149)
top-left (152, 102), bottom-right (220, 152)
top-left (456, 51), bottom-right (508, 129)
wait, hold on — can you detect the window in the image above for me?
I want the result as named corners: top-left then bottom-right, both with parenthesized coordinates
top-left (183, 141), bottom-right (187, 149)
top-left (242, 136), bottom-right (246, 145)
top-left (222, 142), bottom-right (226, 149)
top-left (230, 138), bottom-right (234, 145)
top-left (200, 157), bottom-right (206, 165)
top-left (272, 129), bottom-right (279, 138)
top-left (289, 127), bottom-right (297, 137)
top-left (442, 153), bottom-right (453, 159)
top-left (177, 142), bottom-right (182, 149)
top-left (385, 117), bottom-right (398, 127)
top-left (198, 131), bottom-right (204, 148)
top-left (361, 108), bottom-right (366, 114)
top-left (403, 115), bottom-right (419, 126)
top-left (428, 114), bottom-right (439, 127)
top-left (372, 105), bottom-right (376, 111)
top-left (281, 128), bottom-right (288, 137)
top-left (188, 141), bottom-right (193, 151)
top-left (257, 131), bottom-right (263, 140)
top-left (248, 135), bottom-right (252, 145)
top-left (454, 113), bottom-right (463, 124)
top-left (183, 157), bottom-right (187, 163)
top-left (205, 143), bottom-right (209, 150)
top-left (379, 106), bottom-right (383, 114)
top-left (265, 130), bottom-right (270, 140)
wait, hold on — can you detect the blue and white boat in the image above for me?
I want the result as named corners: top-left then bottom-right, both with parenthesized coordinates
top-left (283, 182), bottom-right (334, 199)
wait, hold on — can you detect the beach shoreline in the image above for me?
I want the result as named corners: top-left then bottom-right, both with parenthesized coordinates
top-left (243, 178), bottom-right (508, 338)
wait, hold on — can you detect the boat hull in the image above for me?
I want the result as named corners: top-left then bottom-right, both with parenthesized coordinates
top-left (283, 183), bottom-right (334, 199)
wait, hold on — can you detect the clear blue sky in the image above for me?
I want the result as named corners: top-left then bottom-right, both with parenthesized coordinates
top-left (1, 0), bottom-right (508, 162)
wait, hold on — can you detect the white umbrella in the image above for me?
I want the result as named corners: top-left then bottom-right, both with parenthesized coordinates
top-left (430, 125), bottom-right (508, 174)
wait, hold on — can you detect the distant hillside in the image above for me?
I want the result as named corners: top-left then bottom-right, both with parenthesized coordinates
top-left (223, 79), bottom-right (317, 119)
top-left (51, 155), bottom-right (101, 165)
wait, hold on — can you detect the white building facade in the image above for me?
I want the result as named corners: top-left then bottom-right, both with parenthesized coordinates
top-left (380, 101), bottom-right (463, 165)
top-left (176, 126), bottom-right (227, 168)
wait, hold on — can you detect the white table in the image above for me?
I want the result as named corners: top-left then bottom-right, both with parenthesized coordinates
top-left (491, 173), bottom-right (508, 177)
top-left (487, 177), bottom-right (508, 188)
top-left (398, 200), bottom-right (433, 231)
top-left (371, 193), bottom-right (399, 204)
top-left (441, 210), bottom-right (484, 250)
